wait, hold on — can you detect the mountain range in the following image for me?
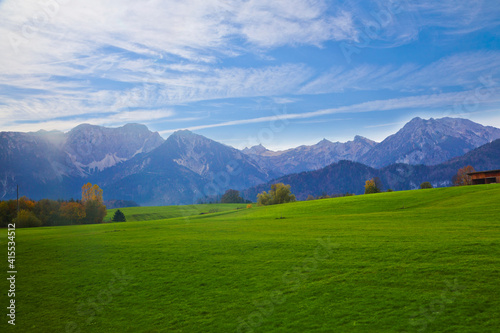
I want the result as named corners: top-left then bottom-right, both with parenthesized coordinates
top-left (1, 117), bottom-right (499, 205)
top-left (243, 139), bottom-right (500, 201)
top-left (243, 117), bottom-right (500, 174)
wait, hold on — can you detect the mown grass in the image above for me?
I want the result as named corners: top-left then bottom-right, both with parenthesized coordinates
top-left (1, 185), bottom-right (499, 332)
top-left (105, 204), bottom-right (248, 222)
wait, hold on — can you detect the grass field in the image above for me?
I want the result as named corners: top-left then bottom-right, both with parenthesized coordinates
top-left (104, 203), bottom-right (248, 222)
top-left (1, 185), bottom-right (499, 332)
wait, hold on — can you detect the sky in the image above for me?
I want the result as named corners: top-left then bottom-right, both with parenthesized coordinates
top-left (0, 0), bottom-right (499, 150)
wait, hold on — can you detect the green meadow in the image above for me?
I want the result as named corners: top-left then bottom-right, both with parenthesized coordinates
top-left (1, 185), bottom-right (499, 332)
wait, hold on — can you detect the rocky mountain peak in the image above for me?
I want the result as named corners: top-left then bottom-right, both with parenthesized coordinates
top-left (353, 135), bottom-right (376, 145)
top-left (242, 144), bottom-right (270, 155)
top-left (317, 138), bottom-right (332, 147)
top-left (359, 117), bottom-right (500, 167)
top-left (65, 123), bottom-right (164, 172)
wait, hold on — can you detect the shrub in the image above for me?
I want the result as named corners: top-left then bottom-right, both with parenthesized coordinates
top-left (420, 182), bottom-right (433, 189)
top-left (257, 183), bottom-right (296, 206)
top-left (13, 209), bottom-right (42, 228)
top-left (221, 189), bottom-right (243, 203)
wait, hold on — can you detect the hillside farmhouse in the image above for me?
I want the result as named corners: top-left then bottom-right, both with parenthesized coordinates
top-left (468, 169), bottom-right (500, 185)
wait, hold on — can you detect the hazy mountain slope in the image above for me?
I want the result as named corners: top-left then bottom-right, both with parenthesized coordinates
top-left (243, 139), bottom-right (500, 201)
top-left (2, 118), bottom-right (499, 204)
top-left (359, 117), bottom-right (500, 168)
top-left (165, 130), bottom-right (276, 188)
top-left (243, 135), bottom-right (377, 175)
top-left (65, 123), bottom-right (164, 174)
top-left (0, 131), bottom-right (81, 200)
top-left (96, 130), bottom-right (277, 205)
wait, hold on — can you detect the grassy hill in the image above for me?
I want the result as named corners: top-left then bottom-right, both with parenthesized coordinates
top-left (1, 185), bottom-right (499, 332)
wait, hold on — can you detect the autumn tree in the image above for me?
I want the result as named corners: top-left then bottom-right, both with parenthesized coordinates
top-left (60, 202), bottom-right (86, 224)
top-left (452, 166), bottom-right (476, 186)
top-left (82, 183), bottom-right (104, 204)
top-left (81, 183), bottom-right (107, 224)
top-left (19, 196), bottom-right (36, 211)
top-left (364, 178), bottom-right (381, 194)
top-left (257, 183), bottom-right (296, 206)
top-left (34, 199), bottom-right (62, 226)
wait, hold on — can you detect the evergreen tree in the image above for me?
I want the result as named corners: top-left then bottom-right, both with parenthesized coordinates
top-left (113, 209), bottom-right (126, 222)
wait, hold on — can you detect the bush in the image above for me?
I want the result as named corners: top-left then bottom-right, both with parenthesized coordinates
top-left (112, 209), bottom-right (126, 222)
top-left (221, 189), bottom-right (243, 203)
top-left (420, 182), bottom-right (433, 189)
top-left (13, 209), bottom-right (42, 228)
top-left (257, 183), bottom-right (296, 206)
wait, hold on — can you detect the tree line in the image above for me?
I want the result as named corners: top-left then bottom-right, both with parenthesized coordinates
top-left (0, 183), bottom-right (107, 228)
top-left (0, 166), bottom-right (481, 228)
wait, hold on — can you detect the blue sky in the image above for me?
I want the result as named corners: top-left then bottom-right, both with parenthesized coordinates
top-left (1, 0), bottom-right (499, 150)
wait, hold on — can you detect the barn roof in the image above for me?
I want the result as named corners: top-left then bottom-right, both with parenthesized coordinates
top-left (467, 169), bottom-right (500, 175)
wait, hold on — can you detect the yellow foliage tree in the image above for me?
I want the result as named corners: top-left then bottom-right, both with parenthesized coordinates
top-left (364, 178), bottom-right (381, 194)
top-left (81, 183), bottom-right (104, 204)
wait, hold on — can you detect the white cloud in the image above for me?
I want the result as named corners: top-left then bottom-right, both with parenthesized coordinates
top-left (161, 88), bottom-right (500, 134)
top-left (407, 0), bottom-right (500, 34)
top-left (300, 51), bottom-right (500, 94)
top-left (236, 0), bottom-right (358, 47)
top-left (1, 0), bottom-right (499, 135)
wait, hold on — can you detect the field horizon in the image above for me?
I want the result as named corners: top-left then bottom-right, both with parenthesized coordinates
top-left (2, 184), bottom-right (499, 332)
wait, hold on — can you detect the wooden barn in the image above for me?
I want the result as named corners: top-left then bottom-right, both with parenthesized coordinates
top-left (468, 169), bottom-right (500, 185)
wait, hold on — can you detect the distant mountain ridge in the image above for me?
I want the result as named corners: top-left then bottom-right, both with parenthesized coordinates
top-left (94, 130), bottom-right (276, 205)
top-left (243, 135), bottom-right (377, 175)
top-left (0, 124), bottom-right (164, 200)
top-left (358, 117), bottom-right (500, 168)
top-left (1, 117), bottom-right (499, 205)
top-left (65, 123), bottom-right (164, 174)
top-left (243, 139), bottom-right (500, 201)
top-left (242, 117), bottom-right (500, 173)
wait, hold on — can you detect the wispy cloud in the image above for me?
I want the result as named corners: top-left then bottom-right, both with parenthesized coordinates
top-left (0, 0), bottom-right (499, 136)
top-left (300, 51), bottom-right (500, 94)
top-left (161, 88), bottom-right (500, 134)
top-left (407, 0), bottom-right (500, 34)
top-left (235, 0), bottom-right (358, 47)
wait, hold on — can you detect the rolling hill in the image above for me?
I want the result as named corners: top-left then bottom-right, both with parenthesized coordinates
top-left (3, 184), bottom-right (499, 332)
